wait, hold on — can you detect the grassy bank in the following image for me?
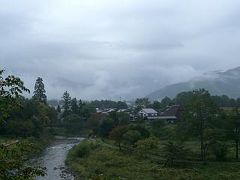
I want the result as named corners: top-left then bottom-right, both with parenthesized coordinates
top-left (0, 134), bottom-right (54, 179)
top-left (0, 134), bottom-right (53, 160)
top-left (66, 139), bottom-right (240, 180)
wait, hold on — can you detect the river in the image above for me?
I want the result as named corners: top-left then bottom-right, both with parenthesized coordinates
top-left (30, 137), bottom-right (83, 180)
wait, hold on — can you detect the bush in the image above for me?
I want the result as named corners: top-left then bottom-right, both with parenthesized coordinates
top-left (109, 125), bottom-right (128, 150)
top-left (99, 118), bottom-right (115, 137)
top-left (129, 124), bottom-right (150, 139)
top-left (134, 137), bottom-right (159, 158)
top-left (70, 140), bottom-right (98, 158)
top-left (123, 130), bottom-right (142, 145)
top-left (211, 141), bottom-right (228, 161)
top-left (163, 141), bottom-right (188, 167)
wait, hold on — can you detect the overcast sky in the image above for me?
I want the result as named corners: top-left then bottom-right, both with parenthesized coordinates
top-left (1, 0), bottom-right (240, 100)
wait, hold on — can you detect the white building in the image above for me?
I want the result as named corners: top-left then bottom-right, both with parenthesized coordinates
top-left (138, 108), bottom-right (158, 120)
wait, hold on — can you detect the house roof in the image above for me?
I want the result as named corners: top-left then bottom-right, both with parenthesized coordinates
top-left (158, 116), bottom-right (177, 119)
top-left (160, 105), bottom-right (181, 117)
top-left (140, 108), bottom-right (158, 114)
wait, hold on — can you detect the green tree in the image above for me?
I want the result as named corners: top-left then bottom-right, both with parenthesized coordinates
top-left (134, 137), bottom-right (159, 158)
top-left (117, 112), bottom-right (130, 125)
top-left (0, 70), bottom-right (30, 123)
top-left (109, 125), bottom-right (128, 150)
top-left (99, 118), bottom-right (115, 137)
top-left (116, 101), bottom-right (128, 109)
top-left (161, 96), bottom-right (173, 108)
top-left (57, 105), bottom-right (61, 113)
top-left (63, 114), bottom-right (84, 133)
top-left (71, 98), bottom-right (79, 114)
top-left (0, 69), bottom-right (45, 179)
top-left (174, 91), bottom-right (194, 106)
top-left (177, 89), bottom-right (219, 162)
top-left (62, 91), bottom-right (71, 117)
top-left (163, 141), bottom-right (187, 167)
top-left (33, 77), bottom-right (47, 103)
top-left (135, 98), bottom-right (150, 112)
top-left (86, 113), bottom-right (104, 136)
top-left (151, 101), bottom-right (162, 110)
top-left (123, 130), bottom-right (142, 146)
top-left (227, 108), bottom-right (240, 160)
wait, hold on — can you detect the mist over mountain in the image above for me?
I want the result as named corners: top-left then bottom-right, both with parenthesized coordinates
top-left (147, 66), bottom-right (240, 101)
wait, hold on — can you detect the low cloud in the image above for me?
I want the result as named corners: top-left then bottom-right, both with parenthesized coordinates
top-left (1, 0), bottom-right (240, 100)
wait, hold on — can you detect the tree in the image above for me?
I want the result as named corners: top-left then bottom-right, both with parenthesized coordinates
top-left (63, 114), bottom-right (84, 133)
top-left (87, 113), bottom-right (104, 136)
top-left (0, 69), bottom-right (30, 123)
top-left (99, 118), bottom-right (115, 137)
top-left (177, 89), bottom-right (219, 162)
top-left (151, 101), bottom-right (161, 110)
top-left (161, 96), bottom-right (173, 108)
top-left (134, 137), bottom-right (159, 158)
top-left (123, 130), bottom-right (142, 146)
top-left (109, 125), bottom-right (128, 150)
top-left (116, 101), bottom-right (128, 109)
top-left (71, 98), bottom-right (79, 114)
top-left (116, 112), bottom-right (130, 125)
top-left (79, 103), bottom-right (96, 119)
top-left (57, 105), bottom-right (61, 113)
top-left (174, 91), bottom-right (194, 106)
top-left (62, 91), bottom-right (71, 117)
top-left (0, 69), bottom-right (45, 179)
top-left (211, 141), bottom-right (228, 161)
top-left (163, 141), bottom-right (188, 167)
top-left (33, 77), bottom-right (47, 103)
top-left (135, 98), bottom-right (150, 110)
top-left (129, 124), bottom-right (150, 139)
top-left (227, 108), bottom-right (240, 160)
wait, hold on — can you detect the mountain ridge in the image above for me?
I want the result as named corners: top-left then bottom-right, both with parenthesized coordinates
top-left (146, 66), bottom-right (240, 101)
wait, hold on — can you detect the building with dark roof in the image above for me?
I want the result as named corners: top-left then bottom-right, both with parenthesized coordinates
top-left (158, 105), bottom-right (182, 123)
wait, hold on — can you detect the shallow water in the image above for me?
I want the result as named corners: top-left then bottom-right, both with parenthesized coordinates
top-left (30, 137), bottom-right (83, 180)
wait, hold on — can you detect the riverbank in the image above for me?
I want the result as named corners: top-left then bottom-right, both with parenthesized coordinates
top-left (66, 139), bottom-right (240, 180)
top-left (0, 134), bottom-right (54, 179)
top-left (31, 137), bottom-right (83, 180)
top-left (0, 134), bottom-right (53, 159)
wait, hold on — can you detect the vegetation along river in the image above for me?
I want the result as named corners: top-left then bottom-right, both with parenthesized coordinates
top-left (30, 137), bottom-right (83, 180)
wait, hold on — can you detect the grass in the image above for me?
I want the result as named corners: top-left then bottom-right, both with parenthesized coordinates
top-left (66, 139), bottom-right (240, 180)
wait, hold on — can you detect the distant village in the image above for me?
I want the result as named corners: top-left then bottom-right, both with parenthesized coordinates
top-left (48, 98), bottom-right (183, 124)
top-left (95, 105), bottom-right (182, 123)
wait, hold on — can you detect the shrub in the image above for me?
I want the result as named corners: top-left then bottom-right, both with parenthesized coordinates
top-left (163, 141), bottom-right (188, 167)
top-left (70, 140), bottom-right (97, 158)
top-left (109, 125), bottom-right (128, 150)
top-left (123, 130), bottom-right (142, 146)
top-left (134, 137), bottom-right (159, 158)
top-left (211, 141), bottom-right (228, 161)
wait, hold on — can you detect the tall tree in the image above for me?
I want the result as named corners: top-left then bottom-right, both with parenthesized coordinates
top-left (135, 98), bottom-right (150, 113)
top-left (161, 96), bottom-right (173, 107)
top-left (0, 69), bottom-right (30, 123)
top-left (62, 91), bottom-right (71, 117)
top-left (227, 108), bottom-right (240, 160)
top-left (177, 89), bottom-right (219, 162)
top-left (71, 98), bottom-right (79, 114)
top-left (33, 77), bottom-right (47, 103)
top-left (57, 105), bottom-right (61, 113)
top-left (109, 125), bottom-right (128, 150)
top-left (0, 69), bottom-right (45, 179)
top-left (135, 98), bottom-right (150, 108)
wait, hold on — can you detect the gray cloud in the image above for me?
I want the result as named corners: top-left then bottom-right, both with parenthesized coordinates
top-left (1, 0), bottom-right (240, 100)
